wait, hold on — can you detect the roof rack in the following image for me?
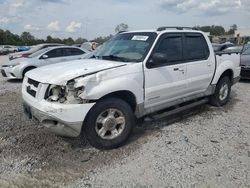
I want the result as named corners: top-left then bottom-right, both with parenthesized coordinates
top-left (157, 26), bottom-right (198, 32)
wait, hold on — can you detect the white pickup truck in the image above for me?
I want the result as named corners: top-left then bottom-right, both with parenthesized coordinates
top-left (22, 27), bottom-right (241, 149)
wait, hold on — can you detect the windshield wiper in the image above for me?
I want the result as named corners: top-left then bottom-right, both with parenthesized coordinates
top-left (101, 55), bottom-right (130, 62)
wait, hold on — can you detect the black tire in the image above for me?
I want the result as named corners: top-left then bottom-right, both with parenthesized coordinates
top-left (210, 76), bottom-right (231, 106)
top-left (22, 67), bottom-right (36, 79)
top-left (82, 98), bottom-right (135, 149)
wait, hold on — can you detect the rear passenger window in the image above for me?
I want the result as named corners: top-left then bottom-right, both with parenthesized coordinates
top-left (64, 48), bottom-right (85, 56)
top-left (155, 36), bottom-right (183, 62)
top-left (185, 34), bottom-right (209, 61)
top-left (45, 49), bottom-right (63, 58)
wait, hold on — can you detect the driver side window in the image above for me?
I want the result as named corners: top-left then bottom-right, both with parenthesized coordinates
top-left (155, 36), bottom-right (183, 63)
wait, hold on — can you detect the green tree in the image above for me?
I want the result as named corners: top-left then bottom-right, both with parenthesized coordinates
top-left (20, 32), bottom-right (35, 45)
top-left (75, 37), bottom-right (87, 44)
top-left (115, 23), bottom-right (129, 33)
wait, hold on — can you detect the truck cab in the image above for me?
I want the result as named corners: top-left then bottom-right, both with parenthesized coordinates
top-left (22, 27), bottom-right (241, 149)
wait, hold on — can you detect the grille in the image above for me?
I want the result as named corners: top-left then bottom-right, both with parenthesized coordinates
top-left (26, 78), bottom-right (40, 98)
top-left (28, 78), bottom-right (39, 87)
top-left (26, 86), bottom-right (36, 97)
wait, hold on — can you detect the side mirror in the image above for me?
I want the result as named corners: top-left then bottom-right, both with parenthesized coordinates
top-left (148, 53), bottom-right (168, 67)
top-left (41, 54), bottom-right (48, 59)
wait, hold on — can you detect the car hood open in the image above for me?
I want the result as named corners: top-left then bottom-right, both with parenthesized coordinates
top-left (26, 59), bottom-right (127, 85)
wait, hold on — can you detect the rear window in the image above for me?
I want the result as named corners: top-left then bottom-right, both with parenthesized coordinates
top-left (185, 34), bottom-right (209, 61)
top-left (64, 48), bottom-right (85, 56)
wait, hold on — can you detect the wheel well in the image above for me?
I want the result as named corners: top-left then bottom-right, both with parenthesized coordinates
top-left (220, 69), bottom-right (233, 84)
top-left (22, 66), bottom-right (36, 78)
top-left (99, 91), bottom-right (137, 112)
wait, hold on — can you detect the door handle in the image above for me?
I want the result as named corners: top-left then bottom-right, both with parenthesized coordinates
top-left (173, 68), bottom-right (184, 72)
top-left (207, 63), bottom-right (212, 67)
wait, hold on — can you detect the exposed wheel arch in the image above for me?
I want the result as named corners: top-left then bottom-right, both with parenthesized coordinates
top-left (98, 90), bottom-right (137, 112)
top-left (219, 69), bottom-right (233, 84)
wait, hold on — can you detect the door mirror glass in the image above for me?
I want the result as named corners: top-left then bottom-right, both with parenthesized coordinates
top-left (148, 53), bottom-right (168, 66)
top-left (41, 54), bottom-right (48, 59)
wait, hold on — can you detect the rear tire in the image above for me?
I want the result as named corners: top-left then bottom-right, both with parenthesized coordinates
top-left (82, 98), bottom-right (135, 150)
top-left (210, 76), bottom-right (231, 106)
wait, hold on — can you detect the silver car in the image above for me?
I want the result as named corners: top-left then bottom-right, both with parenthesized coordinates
top-left (1, 46), bottom-right (89, 79)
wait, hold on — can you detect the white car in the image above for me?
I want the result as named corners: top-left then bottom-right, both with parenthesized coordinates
top-left (1, 46), bottom-right (89, 79)
top-left (0, 45), bottom-right (17, 55)
top-left (22, 27), bottom-right (241, 149)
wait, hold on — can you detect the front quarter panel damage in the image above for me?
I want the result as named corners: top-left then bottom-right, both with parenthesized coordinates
top-left (74, 63), bottom-right (144, 105)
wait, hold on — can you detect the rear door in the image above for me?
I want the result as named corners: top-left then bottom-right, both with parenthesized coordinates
top-left (63, 48), bottom-right (85, 61)
top-left (144, 33), bottom-right (188, 109)
top-left (184, 33), bottom-right (214, 94)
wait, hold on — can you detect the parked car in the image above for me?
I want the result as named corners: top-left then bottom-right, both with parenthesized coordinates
top-left (212, 42), bottom-right (234, 52)
top-left (22, 27), bottom-right (241, 149)
top-left (222, 46), bottom-right (243, 53)
top-left (17, 46), bottom-right (31, 52)
top-left (0, 46), bottom-right (8, 55)
top-left (1, 46), bottom-right (89, 79)
top-left (240, 46), bottom-right (250, 79)
top-left (9, 43), bottom-right (65, 60)
top-left (0, 45), bottom-right (17, 55)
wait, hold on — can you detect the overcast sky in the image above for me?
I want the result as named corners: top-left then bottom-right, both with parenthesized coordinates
top-left (0, 0), bottom-right (249, 40)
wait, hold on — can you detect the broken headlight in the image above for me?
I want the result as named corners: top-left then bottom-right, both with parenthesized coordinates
top-left (46, 82), bottom-right (85, 104)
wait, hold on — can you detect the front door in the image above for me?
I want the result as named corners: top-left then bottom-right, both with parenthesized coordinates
top-left (144, 33), bottom-right (188, 111)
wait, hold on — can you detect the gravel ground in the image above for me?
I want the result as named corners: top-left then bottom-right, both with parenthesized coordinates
top-left (0, 55), bottom-right (249, 188)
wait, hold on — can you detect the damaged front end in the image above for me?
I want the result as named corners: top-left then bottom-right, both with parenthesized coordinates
top-left (45, 79), bottom-right (89, 104)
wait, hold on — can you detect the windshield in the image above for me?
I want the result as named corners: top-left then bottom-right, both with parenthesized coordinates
top-left (28, 48), bottom-right (50, 58)
top-left (94, 32), bottom-right (157, 62)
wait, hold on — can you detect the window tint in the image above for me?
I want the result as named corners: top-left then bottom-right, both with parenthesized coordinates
top-left (155, 36), bottom-right (183, 62)
top-left (44, 48), bottom-right (63, 58)
top-left (185, 34), bottom-right (209, 60)
top-left (64, 48), bottom-right (85, 56)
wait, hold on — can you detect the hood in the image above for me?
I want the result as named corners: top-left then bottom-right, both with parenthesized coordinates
top-left (2, 57), bottom-right (30, 67)
top-left (26, 59), bottom-right (127, 85)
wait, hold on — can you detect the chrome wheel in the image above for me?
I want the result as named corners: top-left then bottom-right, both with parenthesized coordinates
top-left (219, 83), bottom-right (229, 101)
top-left (95, 108), bottom-right (126, 140)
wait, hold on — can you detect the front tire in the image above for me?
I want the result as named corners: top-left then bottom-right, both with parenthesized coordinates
top-left (82, 98), bottom-right (135, 149)
top-left (210, 76), bottom-right (231, 106)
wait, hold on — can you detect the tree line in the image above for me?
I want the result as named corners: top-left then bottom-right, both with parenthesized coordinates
top-left (0, 24), bottom-right (237, 46)
top-left (0, 29), bottom-right (113, 46)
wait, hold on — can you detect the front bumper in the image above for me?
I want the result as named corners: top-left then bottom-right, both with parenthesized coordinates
top-left (22, 79), bottom-right (95, 137)
top-left (1, 66), bottom-right (21, 79)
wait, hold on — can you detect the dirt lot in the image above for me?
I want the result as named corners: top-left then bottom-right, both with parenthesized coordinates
top-left (0, 55), bottom-right (249, 188)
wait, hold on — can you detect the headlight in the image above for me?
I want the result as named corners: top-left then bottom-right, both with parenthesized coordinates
top-left (46, 83), bottom-right (85, 104)
top-left (9, 63), bottom-right (20, 68)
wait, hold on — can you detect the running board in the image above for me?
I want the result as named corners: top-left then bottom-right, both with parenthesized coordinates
top-left (146, 98), bottom-right (209, 121)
